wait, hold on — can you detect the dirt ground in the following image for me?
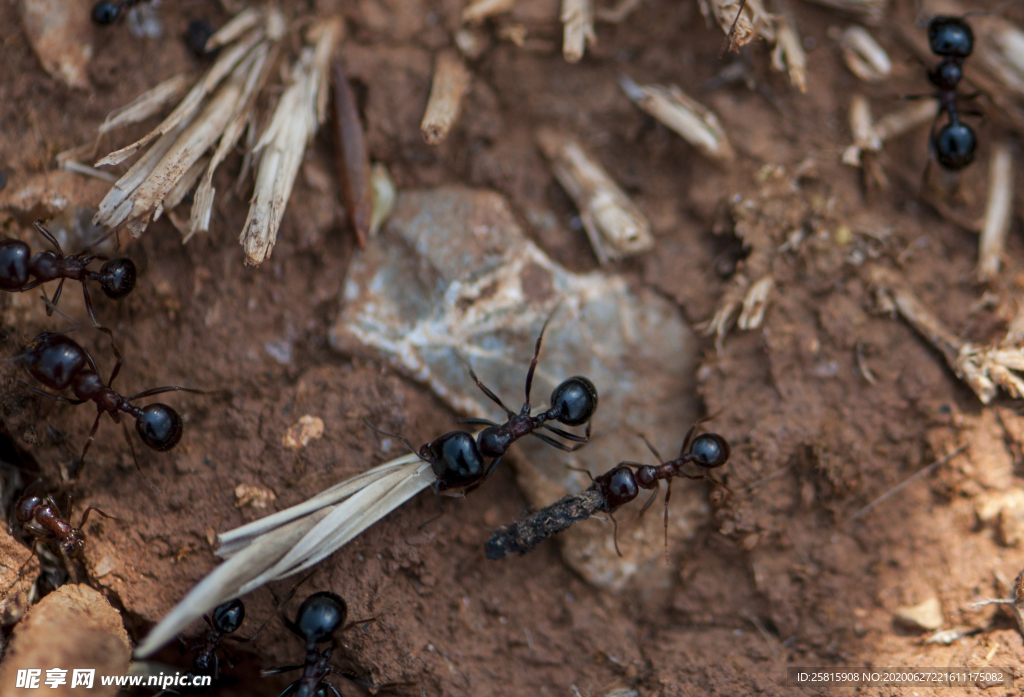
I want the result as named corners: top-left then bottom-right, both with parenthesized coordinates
top-left (3, 0), bottom-right (1024, 695)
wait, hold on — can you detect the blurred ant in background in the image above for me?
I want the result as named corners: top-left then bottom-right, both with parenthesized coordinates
top-left (91, 0), bottom-right (151, 25)
top-left (923, 14), bottom-right (979, 171)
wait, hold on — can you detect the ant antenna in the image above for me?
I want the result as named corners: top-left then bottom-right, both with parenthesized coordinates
top-left (362, 419), bottom-right (422, 460)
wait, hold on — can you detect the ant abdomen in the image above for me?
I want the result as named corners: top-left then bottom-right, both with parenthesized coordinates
top-left (0, 239), bottom-right (30, 289)
top-left (422, 431), bottom-right (486, 491)
top-left (24, 333), bottom-right (90, 391)
top-left (594, 466), bottom-right (639, 508)
top-left (549, 376), bottom-right (598, 426)
top-left (934, 122), bottom-right (976, 170)
top-left (135, 404), bottom-right (184, 451)
top-left (99, 258), bottom-right (136, 298)
top-left (690, 433), bottom-right (730, 469)
top-left (295, 592), bottom-right (347, 646)
top-left (928, 16), bottom-right (974, 58)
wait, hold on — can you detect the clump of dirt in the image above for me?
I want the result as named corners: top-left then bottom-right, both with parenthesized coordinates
top-left (2, 0), bottom-right (1024, 695)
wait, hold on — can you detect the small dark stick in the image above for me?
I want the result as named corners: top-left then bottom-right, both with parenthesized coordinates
top-left (485, 486), bottom-right (607, 559)
top-left (331, 59), bottom-right (372, 249)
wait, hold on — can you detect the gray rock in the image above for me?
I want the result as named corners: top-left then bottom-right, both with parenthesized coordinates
top-left (331, 186), bottom-right (701, 590)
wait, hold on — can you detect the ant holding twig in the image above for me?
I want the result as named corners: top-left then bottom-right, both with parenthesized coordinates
top-left (0, 221), bottom-right (136, 334)
top-left (486, 422), bottom-right (730, 560)
top-left (16, 330), bottom-right (205, 487)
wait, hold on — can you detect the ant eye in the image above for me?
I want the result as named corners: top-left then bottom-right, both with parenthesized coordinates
top-left (135, 404), bottom-right (183, 451)
top-left (92, 1), bottom-right (120, 24)
top-left (99, 258), bottom-right (136, 299)
top-left (295, 592), bottom-right (347, 644)
top-left (549, 376), bottom-right (598, 426)
top-left (0, 240), bottom-right (31, 290)
top-left (690, 433), bottom-right (730, 469)
top-left (212, 599), bottom-right (245, 634)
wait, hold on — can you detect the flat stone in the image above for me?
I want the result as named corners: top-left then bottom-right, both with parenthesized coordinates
top-left (331, 185), bottom-right (701, 590)
top-left (894, 597), bottom-right (944, 632)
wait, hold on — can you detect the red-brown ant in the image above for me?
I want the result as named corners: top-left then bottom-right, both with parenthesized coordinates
top-left (0, 221), bottom-right (136, 333)
top-left (461, 317), bottom-right (598, 477)
top-left (14, 491), bottom-right (117, 582)
top-left (485, 425), bottom-right (730, 559)
top-left (18, 331), bottom-right (204, 486)
top-left (262, 592), bottom-right (377, 697)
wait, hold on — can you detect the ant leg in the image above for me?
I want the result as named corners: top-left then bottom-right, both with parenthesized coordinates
top-left (126, 385), bottom-right (205, 401)
top-left (637, 484), bottom-right (660, 517)
top-left (542, 423), bottom-right (589, 443)
top-left (566, 464), bottom-right (593, 482)
top-left (33, 220), bottom-right (65, 256)
top-left (530, 431), bottom-right (582, 452)
top-left (524, 313), bottom-right (555, 405)
top-left (678, 425), bottom-right (697, 459)
top-left (47, 278), bottom-right (66, 315)
top-left (77, 505), bottom-right (121, 527)
top-left (19, 382), bottom-right (87, 405)
top-left (261, 667), bottom-right (304, 677)
top-left (609, 511), bottom-right (623, 557)
top-left (457, 418), bottom-right (499, 427)
top-left (468, 367), bottom-right (515, 418)
top-left (118, 418), bottom-right (161, 493)
top-left (324, 683), bottom-right (344, 697)
top-left (362, 419), bottom-right (423, 460)
top-left (81, 282), bottom-right (116, 343)
top-left (662, 478), bottom-right (673, 555)
top-left (71, 411), bottom-right (104, 478)
top-left (77, 227), bottom-right (118, 255)
top-left (639, 433), bottom-right (664, 463)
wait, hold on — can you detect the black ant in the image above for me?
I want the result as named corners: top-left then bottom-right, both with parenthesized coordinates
top-left (924, 15), bottom-right (978, 171)
top-left (485, 425), bottom-right (730, 559)
top-left (91, 0), bottom-right (150, 25)
top-left (262, 592), bottom-right (374, 697)
top-left (461, 317), bottom-right (598, 473)
top-left (14, 491), bottom-right (117, 582)
top-left (365, 423), bottom-right (488, 496)
top-left (0, 221), bottom-right (136, 332)
top-left (18, 331), bottom-right (203, 485)
top-left (190, 599), bottom-right (246, 680)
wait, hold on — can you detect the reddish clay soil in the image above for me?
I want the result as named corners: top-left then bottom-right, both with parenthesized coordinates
top-left (3, 0), bottom-right (1024, 695)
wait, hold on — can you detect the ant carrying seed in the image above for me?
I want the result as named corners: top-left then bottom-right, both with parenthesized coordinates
top-left (262, 592), bottom-right (377, 697)
top-left (14, 491), bottom-right (117, 583)
top-left (923, 15), bottom-right (978, 171)
top-left (91, 0), bottom-right (149, 25)
top-left (0, 221), bottom-right (136, 333)
top-left (461, 316), bottom-right (598, 474)
top-left (17, 331), bottom-right (204, 487)
top-left (485, 424), bottom-right (730, 560)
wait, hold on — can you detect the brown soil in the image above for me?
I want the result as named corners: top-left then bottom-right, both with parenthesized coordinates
top-left (2, 0), bottom-right (1024, 695)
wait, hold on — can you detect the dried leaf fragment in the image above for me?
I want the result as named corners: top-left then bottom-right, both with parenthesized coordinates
top-left (770, 0), bottom-right (807, 92)
top-left (561, 0), bottom-right (596, 63)
top-left (461, 0), bottom-right (514, 24)
top-left (283, 415), bottom-right (326, 449)
top-left (978, 142), bottom-right (1014, 281)
top-left (420, 50), bottom-right (472, 146)
top-left (332, 59), bottom-right (372, 247)
top-left (738, 275), bottom-right (774, 330)
top-left (98, 74), bottom-right (193, 135)
top-left (838, 26), bottom-right (891, 82)
top-left (701, 0), bottom-right (774, 51)
top-left (619, 76), bottom-right (734, 162)
top-left (536, 128), bottom-right (653, 264)
top-left (234, 483), bottom-right (278, 509)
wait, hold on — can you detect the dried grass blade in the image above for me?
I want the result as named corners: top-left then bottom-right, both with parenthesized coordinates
top-left (561, 0), bottom-right (596, 63)
top-left (205, 5), bottom-right (263, 51)
top-left (332, 59), bottom-right (372, 247)
top-left (462, 0), bottom-right (514, 23)
top-left (978, 142), bottom-right (1014, 281)
top-left (98, 74), bottom-right (193, 135)
top-left (420, 50), bottom-right (472, 146)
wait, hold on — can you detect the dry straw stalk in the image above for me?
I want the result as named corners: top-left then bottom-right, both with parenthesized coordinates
top-left (838, 25), bottom-right (891, 82)
top-left (977, 142), bottom-right (1014, 281)
top-left (420, 50), bottom-right (472, 146)
top-left (561, 0), bottom-right (596, 63)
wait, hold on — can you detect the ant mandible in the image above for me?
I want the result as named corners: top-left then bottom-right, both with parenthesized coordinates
top-left (925, 15), bottom-right (977, 171)
top-left (462, 316), bottom-right (598, 475)
top-left (91, 0), bottom-right (150, 24)
top-left (262, 592), bottom-right (371, 697)
top-left (0, 221), bottom-right (136, 332)
top-left (19, 331), bottom-right (203, 485)
top-left (15, 491), bottom-right (117, 580)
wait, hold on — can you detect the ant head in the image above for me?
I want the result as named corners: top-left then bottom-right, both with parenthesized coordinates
top-left (422, 431), bottom-right (486, 492)
top-left (477, 426), bottom-right (512, 459)
top-left (92, 1), bottom-right (121, 24)
top-left (548, 376), bottom-right (599, 426)
top-left (594, 466), bottom-right (639, 508)
top-left (294, 592), bottom-right (347, 646)
top-left (23, 333), bottom-right (89, 392)
top-left (934, 122), bottom-right (977, 171)
top-left (212, 598), bottom-right (246, 634)
top-left (61, 530), bottom-right (86, 558)
top-left (135, 403), bottom-right (184, 451)
top-left (689, 433), bottom-right (730, 469)
top-left (0, 239), bottom-right (31, 290)
top-left (99, 258), bottom-right (136, 299)
top-left (928, 16), bottom-right (974, 58)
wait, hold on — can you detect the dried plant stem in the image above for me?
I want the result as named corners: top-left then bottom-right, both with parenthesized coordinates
top-left (978, 142), bottom-right (1014, 281)
top-left (562, 0), bottom-right (596, 63)
top-left (619, 76), bottom-right (734, 162)
top-left (839, 26), bottom-right (891, 83)
top-left (702, 0), bottom-right (773, 52)
top-left (240, 18), bottom-right (343, 266)
top-left (800, 0), bottom-right (883, 21)
top-left (771, 0), bottom-right (806, 92)
top-left (332, 59), bottom-right (372, 247)
top-left (842, 98), bottom-right (938, 167)
top-left (461, 0), bottom-right (514, 23)
top-left (98, 74), bottom-right (192, 135)
top-left (536, 128), bottom-right (653, 264)
top-left (420, 50), bottom-right (472, 146)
